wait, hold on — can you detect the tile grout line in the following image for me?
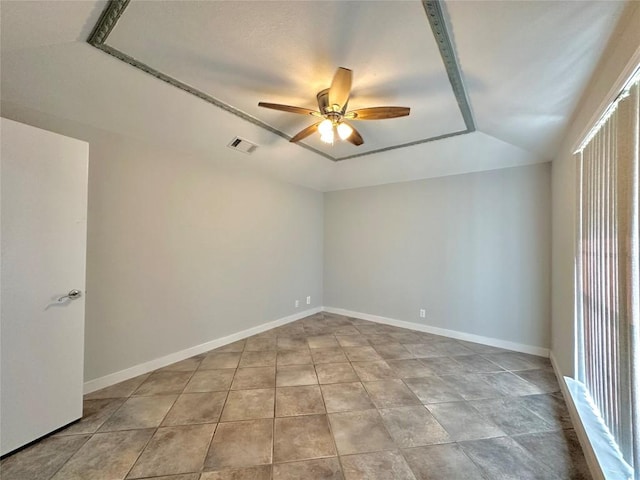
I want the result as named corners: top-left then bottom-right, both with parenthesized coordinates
top-left (319, 323), bottom-right (363, 477)
top-left (271, 345), bottom-right (276, 472)
top-left (41, 434), bottom-right (93, 480)
top-left (122, 362), bottom-right (201, 480)
top-left (200, 340), bottom-right (245, 475)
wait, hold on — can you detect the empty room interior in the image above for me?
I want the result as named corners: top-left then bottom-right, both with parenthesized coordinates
top-left (1, 0), bottom-right (639, 479)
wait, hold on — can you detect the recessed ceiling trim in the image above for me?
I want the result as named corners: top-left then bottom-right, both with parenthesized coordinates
top-left (87, 0), bottom-right (333, 162)
top-left (422, 0), bottom-right (476, 131)
top-left (337, 129), bottom-right (469, 161)
top-left (95, 41), bottom-right (335, 162)
top-left (88, 0), bottom-right (475, 162)
top-left (87, 0), bottom-right (129, 45)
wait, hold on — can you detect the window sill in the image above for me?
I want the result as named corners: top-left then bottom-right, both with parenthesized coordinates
top-left (563, 377), bottom-right (634, 480)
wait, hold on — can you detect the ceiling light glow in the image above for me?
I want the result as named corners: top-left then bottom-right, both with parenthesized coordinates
top-left (318, 119), bottom-right (333, 136)
top-left (320, 129), bottom-right (335, 144)
top-left (337, 122), bottom-right (353, 140)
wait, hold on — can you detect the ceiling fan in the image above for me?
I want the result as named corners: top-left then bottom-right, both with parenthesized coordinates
top-left (258, 67), bottom-right (410, 146)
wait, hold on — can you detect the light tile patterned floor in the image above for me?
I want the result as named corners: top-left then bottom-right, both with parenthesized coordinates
top-left (1, 313), bottom-right (591, 479)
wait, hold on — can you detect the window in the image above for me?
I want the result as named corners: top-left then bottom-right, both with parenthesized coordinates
top-left (575, 69), bottom-right (639, 478)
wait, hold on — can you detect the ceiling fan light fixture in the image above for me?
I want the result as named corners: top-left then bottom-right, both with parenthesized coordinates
top-left (337, 122), bottom-right (353, 140)
top-left (258, 67), bottom-right (410, 148)
top-left (318, 119), bottom-right (333, 136)
top-left (320, 129), bottom-right (335, 144)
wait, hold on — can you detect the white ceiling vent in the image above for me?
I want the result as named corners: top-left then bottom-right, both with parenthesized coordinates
top-left (227, 137), bottom-right (258, 154)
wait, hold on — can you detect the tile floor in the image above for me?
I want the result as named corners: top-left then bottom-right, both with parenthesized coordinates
top-left (1, 313), bottom-right (591, 479)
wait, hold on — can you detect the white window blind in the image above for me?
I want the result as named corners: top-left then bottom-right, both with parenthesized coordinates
top-left (576, 75), bottom-right (639, 477)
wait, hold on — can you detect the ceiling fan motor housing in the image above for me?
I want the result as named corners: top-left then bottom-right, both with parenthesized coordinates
top-left (317, 88), bottom-right (347, 129)
top-left (317, 88), bottom-right (346, 115)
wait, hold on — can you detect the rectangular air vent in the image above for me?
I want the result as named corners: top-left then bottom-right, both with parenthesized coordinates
top-left (227, 137), bottom-right (258, 155)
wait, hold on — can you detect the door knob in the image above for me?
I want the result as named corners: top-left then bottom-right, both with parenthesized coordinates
top-left (57, 289), bottom-right (82, 302)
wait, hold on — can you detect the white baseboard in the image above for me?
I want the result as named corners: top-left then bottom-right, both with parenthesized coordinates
top-left (85, 305), bottom-right (548, 394)
top-left (323, 306), bottom-right (550, 357)
top-left (83, 306), bottom-right (322, 394)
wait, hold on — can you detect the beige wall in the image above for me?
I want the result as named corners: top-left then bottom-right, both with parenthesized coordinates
top-left (324, 163), bottom-right (551, 350)
top-left (1, 104), bottom-right (324, 382)
top-left (551, 2), bottom-right (640, 377)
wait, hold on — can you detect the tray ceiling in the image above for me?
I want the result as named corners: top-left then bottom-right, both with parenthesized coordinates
top-left (89, 0), bottom-right (474, 161)
top-left (0, 0), bottom-right (627, 190)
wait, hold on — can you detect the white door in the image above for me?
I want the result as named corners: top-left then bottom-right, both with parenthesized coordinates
top-left (1, 118), bottom-right (88, 456)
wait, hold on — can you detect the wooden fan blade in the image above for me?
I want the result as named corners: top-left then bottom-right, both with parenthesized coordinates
top-left (345, 122), bottom-right (364, 146)
top-left (348, 106), bottom-right (410, 120)
top-left (258, 102), bottom-right (319, 116)
top-left (328, 67), bottom-right (352, 112)
top-left (290, 122), bottom-right (321, 143)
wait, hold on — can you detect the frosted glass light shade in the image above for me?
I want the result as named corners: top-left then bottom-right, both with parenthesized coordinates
top-left (320, 129), bottom-right (334, 144)
top-left (337, 122), bottom-right (353, 140)
top-left (318, 119), bottom-right (333, 136)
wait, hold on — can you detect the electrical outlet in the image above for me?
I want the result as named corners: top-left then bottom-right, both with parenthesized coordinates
top-left (306, 296), bottom-right (311, 305)
top-left (295, 300), bottom-right (299, 308)
top-left (419, 309), bottom-right (426, 318)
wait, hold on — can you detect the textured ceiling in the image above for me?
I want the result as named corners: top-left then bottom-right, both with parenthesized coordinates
top-left (0, 0), bottom-right (627, 190)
